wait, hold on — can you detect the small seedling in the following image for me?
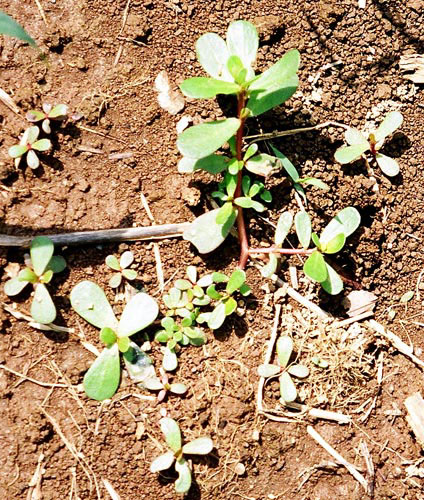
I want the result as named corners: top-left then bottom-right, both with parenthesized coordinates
top-left (105, 250), bottom-right (138, 288)
top-left (258, 335), bottom-right (309, 404)
top-left (201, 269), bottom-right (251, 330)
top-left (144, 368), bottom-right (187, 402)
top-left (70, 281), bottom-right (158, 400)
top-left (0, 10), bottom-right (36, 47)
top-left (8, 126), bottom-right (51, 169)
top-left (26, 103), bottom-right (68, 134)
top-left (334, 111), bottom-right (403, 176)
top-left (4, 236), bottom-right (66, 324)
top-left (150, 417), bottom-right (213, 494)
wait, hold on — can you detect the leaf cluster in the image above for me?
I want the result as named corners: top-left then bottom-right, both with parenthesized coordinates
top-left (105, 250), bottom-right (138, 288)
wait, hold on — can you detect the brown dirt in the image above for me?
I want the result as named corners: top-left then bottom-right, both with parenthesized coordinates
top-left (1, 0), bottom-right (424, 499)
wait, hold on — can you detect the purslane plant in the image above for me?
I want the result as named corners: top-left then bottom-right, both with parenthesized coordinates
top-left (26, 103), bottom-right (68, 134)
top-left (144, 368), bottom-right (187, 402)
top-left (334, 111), bottom-right (403, 177)
top-left (105, 250), bottom-right (138, 288)
top-left (8, 126), bottom-right (51, 169)
top-left (150, 417), bottom-right (213, 494)
top-left (70, 281), bottom-right (158, 400)
top-left (258, 335), bottom-right (309, 403)
top-left (4, 236), bottom-right (66, 324)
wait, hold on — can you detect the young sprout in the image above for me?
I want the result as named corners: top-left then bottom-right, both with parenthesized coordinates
top-left (334, 111), bottom-right (403, 177)
top-left (8, 126), bottom-right (51, 169)
top-left (150, 417), bottom-right (213, 494)
top-left (202, 269), bottom-right (251, 330)
top-left (105, 250), bottom-right (138, 288)
top-left (3, 236), bottom-right (66, 324)
top-left (0, 10), bottom-right (37, 47)
top-left (70, 281), bottom-right (158, 400)
top-left (26, 103), bottom-right (68, 134)
top-left (258, 335), bottom-right (309, 404)
top-left (144, 368), bottom-right (187, 402)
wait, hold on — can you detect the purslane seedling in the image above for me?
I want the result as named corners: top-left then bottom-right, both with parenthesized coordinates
top-left (8, 126), bottom-right (51, 169)
top-left (70, 281), bottom-right (158, 400)
top-left (105, 250), bottom-right (138, 288)
top-left (334, 111), bottom-right (403, 177)
top-left (4, 236), bottom-right (66, 324)
top-left (144, 368), bottom-right (187, 402)
top-left (258, 335), bottom-right (309, 404)
top-left (150, 417), bottom-right (213, 494)
top-left (26, 103), bottom-right (68, 134)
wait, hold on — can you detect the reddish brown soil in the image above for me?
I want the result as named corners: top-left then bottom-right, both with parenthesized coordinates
top-left (1, 1), bottom-right (424, 499)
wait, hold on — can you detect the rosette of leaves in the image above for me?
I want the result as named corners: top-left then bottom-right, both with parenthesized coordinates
top-left (198, 269), bottom-right (251, 330)
top-left (26, 103), bottom-right (68, 134)
top-left (105, 250), bottom-right (137, 288)
top-left (258, 336), bottom-right (309, 403)
top-left (8, 126), bottom-right (51, 169)
top-left (4, 236), bottom-right (66, 324)
top-left (299, 207), bottom-right (361, 295)
top-left (144, 368), bottom-right (187, 402)
top-left (70, 281), bottom-right (158, 400)
top-left (155, 314), bottom-right (206, 371)
top-left (176, 20), bottom-right (300, 253)
top-left (334, 111), bottom-right (403, 177)
top-left (150, 417), bottom-right (213, 494)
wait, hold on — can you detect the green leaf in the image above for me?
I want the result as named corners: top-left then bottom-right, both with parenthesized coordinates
top-left (258, 363), bottom-right (281, 377)
top-left (224, 296), bottom-right (237, 316)
top-left (26, 110), bottom-right (45, 122)
top-left (260, 253), bottom-right (279, 278)
top-left (375, 153), bottom-right (399, 177)
top-left (122, 269), bottom-right (137, 281)
top-left (295, 211), bottom-right (311, 249)
top-left (99, 327), bottom-right (117, 345)
top-left (320, 262), bottom-right (343, 295)
top-left (208, 302), bottom-right (226, 330)
top-left (26, 149), bottom-right (39, 169)
top-left (40, 269), bottom-right (53, 284)
top-left (226, 20), bottom-right (258, 75)
top-left (298, 177), bottom-right (330, 191)
top-left (234, 197), bottom-right (254, 209)
top-left (122, 342), bottom-right (155, 387)
top-left (109, 273), bottom-right (122, 289)
top-left (155, 330), bottom-right (171, 343)
top-left (320, 207), bottom-right (361, 245)
top-left (239, 283), bottom-right (251, 296)
top-left (49, 104), bottom-right (68, 118)
top-left (275, 211), bottom-right (293, 246)
top-left (246, 49), bottom-right (300, 116)
top-left (400, 290), bottom-right (414, 303)
top-left (227, 55), bottom-right (245, 81)
top-left (118, 293), bottom-right (159, 337)
top-left (31, 236), bottom-right (54, 276)
top-left (18, 268), bottom-right (37, 283)
top-left (287, 364), bottom-right (309, 379)
top-left (105, 254), bottom-right (120, 271)
top-left (250, 200), bottom-right (266, 212)
top-left (345, 127), bottom-right (368, 146)
top-left (31, 284), bottom-right (56, 324)
top-left (303, 251), bottom-right (328, 283)
top-left (186, 265), bottom-right (197, 283)
top-left (334, 143), bottom-right (369, 164)
top-left (322, 233), bottom-right (346, 254)
top-left (175, 458), bottom-right (192, 494)
top-left (270, 145), bottom-right (300, 182)
top-left (196, 32), bottom-right (231, 80)
top-left (245, 153), bottom-right (279, 177)
top-left (228, 158), bottom-right (240, 175)
top-left (0, 10), bottom-right (36, 46)
top-left (294, 183), bottom-right (307, 204)
top-left (46, 255), bottom-right (66, 273)
top-left (206, 284), bottom-right (223, 300)
top-left (178, 154), bottom-right (229, 174)
top-left (279, 372), bottom-right (297, 403)
top-left (160, 417), bottom-right (182, 453)
top-left (276, 336), bottom-right (293, 368)
top-left (374, 111), bottom-right (403, 143)
top-left (260, 189), bottom-right (272, 203)
top-left (83, 343), bottom-right (120, 401)
top-left (243, 143), bottom-right (258, 163)
top-left (212, 272), bottom-right (228, 283)
top-left (180, 77), bottom-right (240, 98)
top-left (119, 251), bottom-right (134, 269)
top-left (224, 172), bottom-right (238, 198)
top-left (175, 279), bottom-right (192, 291)
top-left (4, 277), bottom-right (29, 296)
top-left (183, 207), bottom-right (237, 254)
top-left (170, 382), bottom-right (188, 394)
top-left (117, 336), bottom-right (130, 353)
top-left (150, 452), bottom-right (175, 473)
top-left (216, 202), bottom-right (235, 224)
top-left (70, 281), bottom-right (118, 330)
top-left (311, 232), bottom-right (321, 249)
top-left (242, 175), bottom-right (251, 196)
top-left (182, 437), bottom-right (213, 455)
top-left (163, 347), bottom-right (178, 371)
top-left (226, 269), bottom-right (246, 295)
top-left (8, 144), bottom-right (27, 158)
top-left (177, 118), bottom-right (241, 159)
top-left (32, 138), bottom-right (51, 152)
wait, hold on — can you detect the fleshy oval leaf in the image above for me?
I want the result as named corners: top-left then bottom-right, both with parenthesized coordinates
top-left (334, 143), bottom-right (369, 164)
top-left (320, 262), bottom-right (343, 295)
top-left (207, 302), bottom-right (226, 330)
top-left (31, 283), bottom-right (56, 324)
top-left (26, 149), bottom-right (40, 169)
top-left (119, 251), bottom-right (134, 269)
top-left (49, 104), bottom-right (68, 118)
top-left (320, 207), bottom-right (361, 245)
top-left (226, 269), bottom-right (246, 295)
top-left (4, 277), bottom-right (29, 296)
top-left (287, 364), bottom-right (309, 379)
top-left (276, 336), bottom-right (293, 368)
top-left (46, 255), bottom-right (67, 273)
top-left (303, 251), bottom-right (328, 283)
top-left (345, 127), bottom-right (368, 146)
top-left (295, 211), bottom-right (311, 249)
top-left (275, 211), bottom-right (293, 246)
top-left (109, 273), bottom-right (122, 289)
top-left (175, 458), bottom-right (192, 494)
top-left (226, 20), bottom-right (258, 70)
top-left (258, 363), bottom-right (281, 377)
top-left (30, 236), bottom-right (54, 276)
top-left (105, 255), bottom-right (120, 271)
top-left (70, 281), bottom-right (118, 330)
top-left (245, 153), bottom-right (279, 177)
top-left (374, 111), bottom-right (403, 143)
top-left (279, 371), bottom-right (297, 403)
top-left (160, 417), bottom-right (182, 453)
top-left (118, 292), bottom-right (159, 337)
top-left (322, 233), bottom-right (346, 254)
top-left (170, 382), bottom-right (188, 394)
top-left (163, 347), bottom-right (178, 372)
top-left (196, 32), bottom-right (230, 80)
top-left (182, 437), bottom-right (213, 455)
top-left (260, 253), bottom-right (278, 278)
top-left (180, 77), bottom-right (240, 98)
top-left (83, 343), bottom-right (120, 401)
top-left (150, 452), bottom-right (175, 473)
top-left (375, 153), bottom-right (400, 177)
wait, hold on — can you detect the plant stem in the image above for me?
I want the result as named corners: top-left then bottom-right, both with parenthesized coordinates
top-left (235, 92), bottom-right (249, 269)
top-left (249, 247), bottom-right (314, 255)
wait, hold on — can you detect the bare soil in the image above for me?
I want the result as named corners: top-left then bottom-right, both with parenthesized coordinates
top-left (1, 1), bottom-right (424, 499)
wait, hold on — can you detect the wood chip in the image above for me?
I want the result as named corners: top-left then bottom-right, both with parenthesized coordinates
top-left (0, 88), bottom-right (20, 114)
top-left (404, 392), bottom-right (424, 449)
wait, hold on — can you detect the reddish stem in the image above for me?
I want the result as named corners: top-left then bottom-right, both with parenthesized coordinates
top-left (249, 247), bottom-right (314, 255)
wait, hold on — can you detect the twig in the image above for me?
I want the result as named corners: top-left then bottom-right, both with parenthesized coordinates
top-left (359, 352), bottom-right (383, 423)
top-left (102, 478), bottom-right (121, 500)
top-left (307, 425), bottom-right (370, 493)
top-left (34, 0), bottom-right (48, 25)
top-left (404, 392), bottom-right (424, 449)
top-left (0, 88), bottom-right (21, 115)
top-left (26, 452), bottom-right (44, 500)
top-left (245, 121), bottom-right (349, 142)
top-left (333, 310), bottom-right (374, 328)
top-left (0, 364), bottom-right (69, 388)
top-left (360, 441), bottom-right (375, 497)
top-left (76, 125), bottom-right (129, 144)
top-left (0, 222), bottom-right (190, 247)
top-left (3, 303), bottom-right (74, 333)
